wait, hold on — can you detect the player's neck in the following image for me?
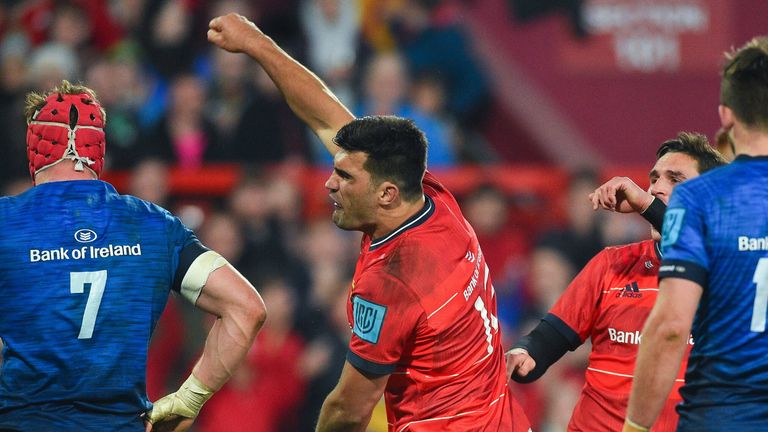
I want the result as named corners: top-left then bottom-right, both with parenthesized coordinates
top-left (732, 123), bottom-right (768, 157)
top-left (371, 195), bottom-right (427, 239)
top-left (34, 162), bottom-right (98, 185)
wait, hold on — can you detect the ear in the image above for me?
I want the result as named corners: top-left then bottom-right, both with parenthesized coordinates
top-left (718, 104), bottom-right (735, 130)
top-left (377, 181), bottom-right (400, 206)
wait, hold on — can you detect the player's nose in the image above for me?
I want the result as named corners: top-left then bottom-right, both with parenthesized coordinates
top-left (649, 180), bottom-right (670, 202)
top-left (325, 174), bottom-right (338, 191)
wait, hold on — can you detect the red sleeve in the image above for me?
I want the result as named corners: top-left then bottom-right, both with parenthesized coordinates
top-left (548, 248), bottom-right (612, 342)
top-left (347, 271), bottom-right (424, 375)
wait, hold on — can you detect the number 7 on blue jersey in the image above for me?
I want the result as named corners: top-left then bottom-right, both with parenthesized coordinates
top-left (70, 270), bottom-right (108, 339)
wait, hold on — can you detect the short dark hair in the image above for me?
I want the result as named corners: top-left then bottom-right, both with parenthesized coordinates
top-left (656, 131), bottom-right (727, 174)
top-left (720, 36), bottom-right (768, 130)
top-left (333, 116), bottom-right (427, 202)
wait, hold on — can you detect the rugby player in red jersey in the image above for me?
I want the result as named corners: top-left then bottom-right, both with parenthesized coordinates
top-left (507, 132), bottom-right (726, 432)
top-left (208, 13), bottom-right (531, 432)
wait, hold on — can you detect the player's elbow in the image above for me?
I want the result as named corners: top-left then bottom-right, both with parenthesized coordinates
top-left (242, 288), bottom-right (267, 336)
top-left (642, 315), bottom-right (690, 345)
top-left (324, 394), bottom-right (376, 426)
top-left (226, 283), bottom-right (267, 342)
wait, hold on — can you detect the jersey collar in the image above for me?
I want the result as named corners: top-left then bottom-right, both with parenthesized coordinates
top-left (734, 154), bottom-right (768, 162)
top-left (654, 241), bottom-right (663, 260)
top-left (369, 195), bottom-right (435, 251)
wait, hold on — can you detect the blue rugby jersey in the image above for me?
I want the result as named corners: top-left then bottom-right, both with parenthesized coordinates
top-left (660, 155), bottom-right (768, 431)
top-left (0, 180), bottom-right (206, 431)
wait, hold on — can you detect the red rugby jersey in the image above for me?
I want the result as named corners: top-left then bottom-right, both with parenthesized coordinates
top-left (548, 240), bottom-right (691, 432)
top-left (346, 172), bottom-right (530, 432)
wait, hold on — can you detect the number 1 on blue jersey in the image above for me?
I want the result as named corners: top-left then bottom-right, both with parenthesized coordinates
top-left (752, 258), bottom-right (768, 333)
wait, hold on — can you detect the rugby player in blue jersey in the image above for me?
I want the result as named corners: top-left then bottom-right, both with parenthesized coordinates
top-left (0, 81), bottom-right (267, 431)
top-left (625, 36), bottom-right (768, 432)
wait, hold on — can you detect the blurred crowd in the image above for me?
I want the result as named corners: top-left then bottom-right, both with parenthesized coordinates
top-left (0, 1), bottom-right (651, 431)
top-left (0, 0), bottom-right (498, 185)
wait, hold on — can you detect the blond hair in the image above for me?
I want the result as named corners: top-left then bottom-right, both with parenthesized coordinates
top-left (25, 80), bottom-right (106, 125)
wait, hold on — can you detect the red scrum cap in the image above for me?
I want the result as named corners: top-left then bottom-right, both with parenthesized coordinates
top-left (26, 92), bottom-right (106, 181)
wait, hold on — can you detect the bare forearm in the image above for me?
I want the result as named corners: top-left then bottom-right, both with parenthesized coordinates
top-left (192, 312), bottom-right (263, 390)
top-left (626, 326), bottom-right (688, 427)
top-left (626, 278), bottom-right (699, 430)
top-left (316, 390), bottom-right (372, 432)
top-left (242, 34), bottom-right (354, 152)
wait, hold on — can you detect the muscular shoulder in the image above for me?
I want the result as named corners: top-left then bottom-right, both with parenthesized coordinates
top-left (355, 267), bottom-right (423, 311)
top-left (672, 164), bottom-right (731, 200)
top-left (601, 240), bottom-right (654, 259)
top-left (423, 171), bottom-right (461, 212)
top-left (0, 195), bottom-right (17, 212)
top-left (590, 240), bottom-right (657, 274)
top-left (387, 230), bottom-right (470, 284)
top-left (0, 185), bottom-right (37, 211)
top-left (113, 193), bottom-right (192, 235)
top-left (117, 193), bottom-right (173, 219)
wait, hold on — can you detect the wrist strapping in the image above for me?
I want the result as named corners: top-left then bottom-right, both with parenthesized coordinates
top-left (640, 197), bottom-right (666, 233)
top-left (176, 374), bottom-right (215, 416)
top-left (624, 417), bottom-right (650, 432)
top-left (510, 314), bottom-right (581, 383)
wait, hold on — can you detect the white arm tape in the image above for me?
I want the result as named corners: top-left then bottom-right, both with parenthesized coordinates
top-left (180, 251), bottom-right (228, 304)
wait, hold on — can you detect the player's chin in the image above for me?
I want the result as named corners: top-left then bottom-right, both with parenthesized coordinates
top-left (331, 211), bottom-right (357, 231)
top-left (331, 209), bottom-right (345, 227)
top-left (650, 227), bottom-right (662, 242)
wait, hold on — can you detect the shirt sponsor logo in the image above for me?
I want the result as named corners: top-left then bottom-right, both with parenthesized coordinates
top-left (608, 328), bottom-right (642, 344)
top-left (608, 327), bottom-right (694, 345)
top-left (74, 229), bottom-right (98, 243)
top-left (352, 296), bottom-right (387, 344)
top-left (29, 244), bottom-right (142, 262)
top-left (463, 247), bottom-right (483, 301)
top-left (616, 281), bottom-right (642, 298)
top-left (738, 236), bottom-right (768, 251)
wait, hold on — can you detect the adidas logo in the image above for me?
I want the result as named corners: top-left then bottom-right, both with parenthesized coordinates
top-left (616, 281), bottom-right (642, 299)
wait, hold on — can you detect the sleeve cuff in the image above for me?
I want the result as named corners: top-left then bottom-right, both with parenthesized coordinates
top-left (509, 314), bottom-right (581, 383)
top-left (542, 313), bottom-right (582, 349)
top-left (172, 241), bottom-right (209, 292)
top-left (346, 350), bottom-right (396, 376)
top-left (179, 251), bottom-right (228, 304)
top-left (640, 197), bottom-right (666, 233)
top-left (658, 259), bottom-right (708, 287)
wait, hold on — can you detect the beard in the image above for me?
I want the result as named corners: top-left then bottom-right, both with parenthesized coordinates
top-left (331, 207), bottom-right (355, 231)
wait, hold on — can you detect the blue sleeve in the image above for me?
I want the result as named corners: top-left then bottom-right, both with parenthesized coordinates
top-left (659, 183), bottom-right (709, 286)
top-left (165, 212), bottom-right (209, 292)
